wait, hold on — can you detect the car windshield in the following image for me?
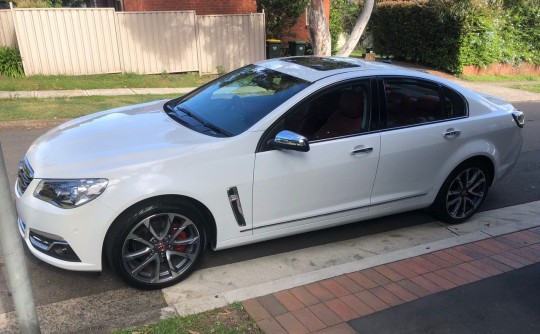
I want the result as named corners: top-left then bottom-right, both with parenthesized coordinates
top-left (166, 65), bottom-right (310, 137)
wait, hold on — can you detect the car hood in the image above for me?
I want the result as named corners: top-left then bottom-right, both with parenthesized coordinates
top-left (26, 100), bottom-right (224, 178)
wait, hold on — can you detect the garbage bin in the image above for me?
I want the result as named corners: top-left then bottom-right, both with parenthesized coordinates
top-left (288, 41), bottom-right (307, 56)
top-left (266, 39), bottom-right (281, 59)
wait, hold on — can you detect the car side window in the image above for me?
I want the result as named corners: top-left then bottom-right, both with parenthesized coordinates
top-left (384, 78), bottom-right (445, 128)
top-left (442, 86), bottom-right (467, 118)
top-left (283, 80), bottom-right (371, 141)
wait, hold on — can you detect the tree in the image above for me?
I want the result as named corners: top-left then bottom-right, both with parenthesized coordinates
top-left (309, 0), bottom-right (331, 55)
top-left (258, 0), bottom-right (310, 39)
top-left (336, 0), bottom-right (375, 56)
top-left (309, 0), bottom-right (375, 57)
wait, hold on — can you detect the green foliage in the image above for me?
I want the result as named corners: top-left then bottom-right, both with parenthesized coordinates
top-left (13, 0), bottom-right (85, 7)
top-left (371, 0), bottom-right (540, 73)
top-left (0, 46), bottom-right (24, 78)
top-left (257, 0), bottom-right (309, 39)
top-left (330, 0), bottom-right (361, 54)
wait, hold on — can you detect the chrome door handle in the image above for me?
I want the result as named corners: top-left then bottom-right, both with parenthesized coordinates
top-left (350, 147), bottom-right (373, 155)
top-left (444, 129), bottom-right (461, 137)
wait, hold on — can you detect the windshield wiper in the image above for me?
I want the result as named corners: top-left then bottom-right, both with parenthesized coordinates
top-left (174, 106), bottom-right (232, 137)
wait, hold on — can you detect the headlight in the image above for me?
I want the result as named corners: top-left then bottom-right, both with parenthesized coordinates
top-left (34, 179), bottom-right (108, 209)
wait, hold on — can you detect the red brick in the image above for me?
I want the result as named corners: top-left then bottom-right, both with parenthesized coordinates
top-left (275, 312), bottom-right (309, 334)
top-left (313, 323), bottom-right (357, 334)
top-left (305, 283), bottom-right (336, 302)
top-left (465, 243), bottom-right (496, 257)
top-left (333, 275), bottom-right (364, 293)
top-left (478, 257), bottom-right (514, 272)
top-left (369, 286), bottom-right (404, 307)
top-left (387, 261), bottom-right (420, 277)
top-left (292, 308), bottom-right (327, 332)
top-left (432, 250), bottom-right (464, 265)
top-left (243, 299), bottom-right (271, 321)
top-left (308, 303), bottom-right (343, 327)
top-left (290, 286), bottom-right (320, 306)
top-left (490, 254), bottom-right (525, 269)
top-left (384, 282), bottom-right (417, 302)
top-left (340, 295), bottom-right (375, 317)
top-left (325, 298), bottom-right (359, 321)
top-left (355, 290), bottom-right (389, 311)
top-left (444, 265), bottom-right (482, 283)
top-left (458, 262), bottom-right (493, 279)
top-left (421, 253), bottom-right (453, 268)
top-left (374, 265), bottom-right (405, 282)
top-left (257, 294), bottom-right (287, 316)
top-left (475, 239), bottom-right (514, 253)
top-left (362, 268), bottom-right (393, 285)
top-left (511, 230), bottom-right (540, 244)
top-left (410, 275), bottom-right (445, 293)
top-left (454, 245), bottom-right (486, 260)
top-left (433, 268), bottom-right (470, 286)
top-left (347, 271), bottom-right (379, 289)
top-left (257, 317), bottom-right (287, 334)
top-left (396, 279), bottom-right (431, 297)
top-left (468, 259), bottom-right (504, 276)
top-left (275, 290), bottom-right (304, 312)
top-left (320, 279), bottom-right (351, 298)
top-left (445, 248), bottom-right (475, 262)
top-left (403, 257), bottom-right (434, 274)
top-left (499, 250), bottom-right (534, 266)
top-left (495, 235), bottom-right (526, 249)
top-left (423, 272), bottom-right (458, 289)
top-left (532, 243), bottom-right (540, 251)
top-left (512, 247), bottom-right (540, 262)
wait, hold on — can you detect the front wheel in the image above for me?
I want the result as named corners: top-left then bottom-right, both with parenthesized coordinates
top-left (432, 163), bottom-right (489, 224)
top-left (105, 200), bottom-right (207, 290)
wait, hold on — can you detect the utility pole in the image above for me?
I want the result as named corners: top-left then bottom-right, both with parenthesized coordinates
top-left (0, 143), bottom-right (41, 333)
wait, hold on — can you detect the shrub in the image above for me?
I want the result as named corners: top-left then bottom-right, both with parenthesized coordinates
top-left (370, 0), bottom-right (540, 73)
top-left (0, 46), bottom-right (24, 78)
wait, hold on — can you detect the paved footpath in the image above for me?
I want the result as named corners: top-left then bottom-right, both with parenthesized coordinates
top-left (243, 227), bottom-right (540, 334)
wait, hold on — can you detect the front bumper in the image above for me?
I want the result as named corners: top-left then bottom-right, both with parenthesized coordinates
top-left (15, 179), bottom-right (117, 271)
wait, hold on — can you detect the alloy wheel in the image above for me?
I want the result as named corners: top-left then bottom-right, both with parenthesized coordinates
top-left (445, 167), bottom-right (487, 219)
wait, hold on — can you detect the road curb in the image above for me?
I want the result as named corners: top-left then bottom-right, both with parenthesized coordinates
top-left (168, 217), bottom-right (540, 317)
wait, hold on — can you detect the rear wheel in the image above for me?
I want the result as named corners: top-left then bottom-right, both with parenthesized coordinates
top-left (432, 162), bottom-right (489, 224)
top-left (105, 199), bottom-right (206, 290)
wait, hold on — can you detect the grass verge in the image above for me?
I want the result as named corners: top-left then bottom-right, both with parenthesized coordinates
top-left (0, 73), bottom-right (215, 91)
top-left (111, 302), bottom-right (261, 334)
top-left (460, 74), bottom-right (540, 82)
top-left (0, 94), bottom-right (178, 121)
top-left (510, 84), bottom-right (540, 93)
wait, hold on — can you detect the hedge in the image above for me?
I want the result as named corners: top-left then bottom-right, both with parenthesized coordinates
top-left (370, 0), bottom-right (540, 74)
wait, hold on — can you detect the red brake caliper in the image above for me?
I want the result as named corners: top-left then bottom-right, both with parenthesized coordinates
top-left (175, 231), bottom-right (187, 252)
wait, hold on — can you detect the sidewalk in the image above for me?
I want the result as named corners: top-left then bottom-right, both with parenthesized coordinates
top-left (243, 227), bottom-right (540, 334)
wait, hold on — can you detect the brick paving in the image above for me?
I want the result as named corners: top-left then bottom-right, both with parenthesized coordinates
top-left (242, 228), bottom-right (540, 333)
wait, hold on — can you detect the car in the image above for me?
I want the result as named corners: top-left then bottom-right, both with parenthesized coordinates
top-left (15, 56), bottom-right (524, 289)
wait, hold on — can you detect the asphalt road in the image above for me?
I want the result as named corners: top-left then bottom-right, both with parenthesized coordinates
top-left (0, 102), bottom-right (539, 319)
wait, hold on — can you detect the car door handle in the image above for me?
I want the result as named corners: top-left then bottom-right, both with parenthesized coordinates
top-left (350, 147), bottom-right (373, 155)
top-left (444, 129), bottom-right (461, 137)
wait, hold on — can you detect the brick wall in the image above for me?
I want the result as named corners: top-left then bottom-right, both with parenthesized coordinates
top-left (283, 0), bottom-right (330, 42)
top-left (123, 0), bottom-right (257, 15)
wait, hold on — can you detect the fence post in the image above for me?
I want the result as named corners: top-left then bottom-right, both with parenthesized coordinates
top-left (0, 143), bottom-right (40, 334)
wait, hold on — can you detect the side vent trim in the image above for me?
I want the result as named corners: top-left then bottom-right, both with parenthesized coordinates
top-left (227, 187), bottom-right (246, 227)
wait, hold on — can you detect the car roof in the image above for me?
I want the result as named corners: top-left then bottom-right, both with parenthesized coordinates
top-left (255, 56), bottom-right (412, 82)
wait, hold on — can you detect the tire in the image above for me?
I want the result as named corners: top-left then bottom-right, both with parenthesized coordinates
top-left (432, 162), bottom-right (490, 224)
top-left (105, 199), bottom-right (207, 290)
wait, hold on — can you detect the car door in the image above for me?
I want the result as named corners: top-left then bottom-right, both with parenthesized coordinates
top-left (370, 76), bottom-right (469, 209)
top-left (251, 79), bottom-right (381, 231)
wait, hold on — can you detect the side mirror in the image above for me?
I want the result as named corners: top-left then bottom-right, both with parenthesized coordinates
top-left (268, 130), bottom-right (310, 152)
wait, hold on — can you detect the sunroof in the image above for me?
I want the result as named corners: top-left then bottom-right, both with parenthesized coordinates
top-left (283, 57), bottom-right (360, 71)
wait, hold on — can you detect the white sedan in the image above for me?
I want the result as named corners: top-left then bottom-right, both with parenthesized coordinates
top-left (15, 57), bottom-right (524, 289)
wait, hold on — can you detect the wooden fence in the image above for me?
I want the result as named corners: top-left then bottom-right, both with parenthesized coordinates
top-left (0, 8), bottom-right (265, 76)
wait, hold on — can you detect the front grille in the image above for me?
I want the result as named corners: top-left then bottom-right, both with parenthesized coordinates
top-left (16, 158), bottom-right (34, 196)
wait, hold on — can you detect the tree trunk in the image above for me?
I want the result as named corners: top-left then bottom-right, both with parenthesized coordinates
top-left (309, 0), bottom-right (331, 56)
top-left (336, 0), bottom-right (375, 57)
